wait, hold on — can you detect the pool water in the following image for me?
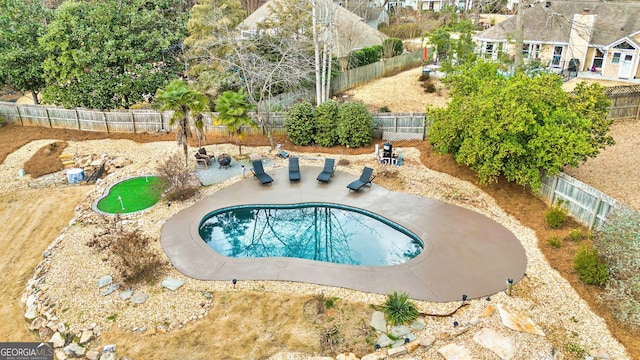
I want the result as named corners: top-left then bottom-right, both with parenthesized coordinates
top-left (96, 176), bottom-right (169, 214)
top-left (199, 203), bottom-right (423, 266)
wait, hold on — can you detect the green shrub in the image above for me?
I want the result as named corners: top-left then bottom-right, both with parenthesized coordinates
top-left (0, 116), bottom-right (4, 127)
top-left (382, 37), bottom-right (403, 58)
top-left (314, 100), bottom-right (340, 147)
top-left (348, 45), bottom-right (383, 68)
top-left (545, 202), bottom-right (568, 229)
top-left (337, 101), bottom-right (373, 148)
top-left (378, 105), bottom-right (391, 113)
top-left (567, 228), bottom-right (582, 242)
top-left (547, 236), bottom-right (562, 248)
top-left (422, 80), bottom-right (436, 93)
top-left (285, 101), bottom-right (316, 146)
top-left (381, 291), bottom-right (419, 326)
top-left (573, 245), bottom-right (608, 286)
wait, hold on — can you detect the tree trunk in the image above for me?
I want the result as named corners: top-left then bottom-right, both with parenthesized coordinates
top-left (514, 0), bottom-right (524, 69)
top-left (31, 90), bottom-right (39, 105)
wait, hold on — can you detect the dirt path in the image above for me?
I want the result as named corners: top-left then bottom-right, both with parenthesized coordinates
top-left (0, 187), bottom-right (92, 341)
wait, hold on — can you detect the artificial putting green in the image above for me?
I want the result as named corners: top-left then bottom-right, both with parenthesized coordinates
top-left (96, 176), bottom-right (169, 214)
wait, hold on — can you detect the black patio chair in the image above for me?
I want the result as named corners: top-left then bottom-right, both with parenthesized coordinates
top-left (289, 157), bottom-right (301, 182)
top-left (250, 160), bottom-right (273, 185)
top-left (347, 167), bottom-right (376, 192)
top-left (316, 158), bottom-right (335, 183)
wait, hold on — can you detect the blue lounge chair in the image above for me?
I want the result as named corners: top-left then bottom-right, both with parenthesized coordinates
top-left (250, 160), bottom-right (273, 185)
top-left (316, 158), bottom-right (335, 183)
top-left (347, 167), bottom-right (375, 192)
top-left (289, 157), bottom-right (301, 182)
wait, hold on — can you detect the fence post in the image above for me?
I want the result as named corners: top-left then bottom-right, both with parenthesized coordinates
top-left (45, 107), bottom-right (52, 128)
top-left (589, 198), bottom-right (602, 229)
top-left (14, 104), bottom-right (23, 126)
top-left (636, 98), bottom-right (640, 120)
top-left (75, 109), bottom-right (80, 130)
top-left (549, 175), bottom-right (559, 205)
top-left (103, 112), bottom-right (109, 133)
top-left (131, 112), bottom-right (136, 133)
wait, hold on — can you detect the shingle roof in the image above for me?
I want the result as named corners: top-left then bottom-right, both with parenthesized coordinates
top-left (475, 1), bottom-right (640, 46)
top-left (238, 0), bottom-right (388, 58)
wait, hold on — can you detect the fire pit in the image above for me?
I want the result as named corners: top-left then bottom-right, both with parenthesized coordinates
top-left (217, 153), bottom-right (232, 169)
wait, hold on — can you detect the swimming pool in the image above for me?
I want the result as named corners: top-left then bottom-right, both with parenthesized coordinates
top-left (161, 167), bottom-right (528, 302)
top-left (199, 203), bottom-right (423, 266)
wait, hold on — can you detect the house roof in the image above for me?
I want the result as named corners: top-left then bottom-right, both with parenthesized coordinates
top-left (475, 1), bottom-right (640, 46)
top-left (238, 0), bottom-right (388, 58)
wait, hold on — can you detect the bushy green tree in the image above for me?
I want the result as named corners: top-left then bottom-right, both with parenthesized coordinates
top-left (154, 79), bottom-right (209, 165)
top-left (337, 102), bottom-right (373, 148)
top-left (593, 209), bottom-right (640, 326)
top-left (215, 89), bottom-right (256, 155)
top-left (0, 0), bottom-right (52, 104)
top-left (285, 101), bottom-right (315, 146)
top-left (314, 100), bottom-right (340, 147)
top-left (428, 61), bottom-right (614, 191)
top-left (40, 0), bottom-right (188, 109)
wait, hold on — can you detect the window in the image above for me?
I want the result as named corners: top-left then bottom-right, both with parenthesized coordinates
top-left (522, 43), bottom-right (530, 58)
top-left (592, 49), bottom-right (604, 69)
top-left (551, 46), bottom-right (563, 67)
top-left (612, 52), bottom-right (621, 64)
top-left (531, 44), bottom-right (541, 60)
top-left (485, 43), bottom-right (494, 58)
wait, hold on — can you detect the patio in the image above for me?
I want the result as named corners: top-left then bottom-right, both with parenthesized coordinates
top-left (162, 166), bottom-right (528, 302)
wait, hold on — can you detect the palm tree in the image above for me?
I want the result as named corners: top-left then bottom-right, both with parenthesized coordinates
top-left (214, 89), bottom-right (256, 155)
top-left (155, 79), bottom-right (209, 165)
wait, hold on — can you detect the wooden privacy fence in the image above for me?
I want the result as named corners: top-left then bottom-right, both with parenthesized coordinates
top-left (0, 102), bottom-right (427, 138)
top-left (330, 50), bottom-right (425, 95)
top-left (603, 85), bottom-right (640, 120)
top-left (539, 172), bottom-right (622, 229)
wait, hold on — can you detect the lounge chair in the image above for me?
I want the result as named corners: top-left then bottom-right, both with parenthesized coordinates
top-left (347, 167), bottom-right (376, 192)
top-left (250, 160), bottom-right (273, 185)
top-left (316, 158), bottom-right (335, 183)
top-left (289, 157), bottom-right (301, 182)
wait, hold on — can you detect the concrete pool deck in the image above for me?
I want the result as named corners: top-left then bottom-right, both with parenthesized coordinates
top-left (161, 165), bottom-right (527, 302)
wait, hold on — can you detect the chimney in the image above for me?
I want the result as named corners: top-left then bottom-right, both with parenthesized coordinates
top-left (582, 8), bottom-right (590, 14)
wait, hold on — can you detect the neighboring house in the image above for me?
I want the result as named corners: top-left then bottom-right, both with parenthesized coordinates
top-left (474, 1), bottom-right (640, 80)
top-left (387, 0), bottom-right (471, 11)
top-left (238, 0), bottom-right (388, 59)
top-left (336, 1), bottom-right (389, 29)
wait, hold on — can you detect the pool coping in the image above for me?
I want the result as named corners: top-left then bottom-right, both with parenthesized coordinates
top-left (161, 166), bottom-right (527, 302)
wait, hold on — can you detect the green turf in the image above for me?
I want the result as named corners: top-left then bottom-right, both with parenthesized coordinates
top-left (97, 176), bottom-right (169, 214)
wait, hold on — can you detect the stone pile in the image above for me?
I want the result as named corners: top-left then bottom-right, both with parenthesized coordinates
top-left (308, 304), bottom-right (614, 360)
top-left (72, 153), bottom-right (133, 183)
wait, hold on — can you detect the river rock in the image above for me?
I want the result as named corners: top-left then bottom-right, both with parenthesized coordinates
top-left (438, 343), bottom-right (474, 360)
top-left (64, 343), bottom-right (85, 357)
top-left (497, 304), bottom-right (545, 336)
top-left (370, 311), bottom-right (386, 332)
top-left (161, 278), bottom-right (184, 291)
top-left (473, 327), bottom-right (515, 360)
top-left (97, 275), bottom-right (112, 288)
top-left (50, 332), bottom-right (65, 348)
